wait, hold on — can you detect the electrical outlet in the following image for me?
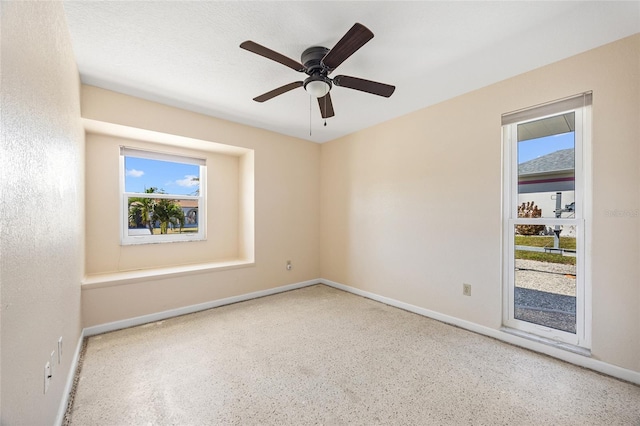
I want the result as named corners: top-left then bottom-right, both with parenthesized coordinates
top-left (286, 260), bottom-right (292, 271)
top-left (463, 283), bottom-right (472, 296)
top-left (58, 337), bottom-right (63, 364)
top-left (44, 361), bottom-right (51, 394)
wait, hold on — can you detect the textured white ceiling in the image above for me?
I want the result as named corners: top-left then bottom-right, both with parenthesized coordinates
top-left (62, 1), bottom-right (639, 143)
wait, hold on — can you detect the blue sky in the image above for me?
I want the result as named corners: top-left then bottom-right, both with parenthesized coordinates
top-left (125, 157), bottom-right (200, 195)
top-left (518, 132), bottom-right (574, 164)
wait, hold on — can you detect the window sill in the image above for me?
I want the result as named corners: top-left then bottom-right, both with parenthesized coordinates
top-left (82, 259), bottom-right (255, 289)
top-left (500, 326), bottom-right (591, 357)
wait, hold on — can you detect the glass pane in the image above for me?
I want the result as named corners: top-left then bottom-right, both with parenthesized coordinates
top-left (125, 156), bottom-right (200, 196)
top-left (513, 224), bottom-right (577, 333)
top-left (127, 197), bottom-right (199, 236)
top-left (517, 113), bottom-right (575, 219)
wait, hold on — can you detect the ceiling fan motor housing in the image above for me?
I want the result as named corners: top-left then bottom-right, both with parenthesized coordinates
top-left (301, 46), bottom-right (330, 74)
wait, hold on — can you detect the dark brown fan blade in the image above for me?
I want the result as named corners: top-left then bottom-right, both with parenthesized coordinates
top-left (333, 75), bottom-right (395, 97)
top-left (253, 81), bottom-right (303, 102)
top-left (317, 92), bottom-right (335, 118)
top-left (321, 23), bottom-right (374, 71)
top-left (240, 41), bottom-right (305, 72)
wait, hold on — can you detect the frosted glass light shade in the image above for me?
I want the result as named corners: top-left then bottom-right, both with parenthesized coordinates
top-left (306, 80), bottom-right (330, 98)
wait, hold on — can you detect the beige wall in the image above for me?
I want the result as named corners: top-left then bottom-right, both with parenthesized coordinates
top-left (0, 2), bottom-right (84, 424)
top-left (320, 34), bottom-right (640, 372)
top-left (81, 86), bottom-right (321, 327)
top-left (85, 134), bottom-right (243, 274)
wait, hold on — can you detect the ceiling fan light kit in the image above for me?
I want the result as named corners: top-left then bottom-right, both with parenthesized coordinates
top-left (240, 23), bottom-right (395, 120)
top-left (305, 79), bottom-right (331, 98)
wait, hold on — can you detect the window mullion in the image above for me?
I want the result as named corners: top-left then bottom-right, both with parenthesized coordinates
top-left (124, 192), bottom-right (200, 201)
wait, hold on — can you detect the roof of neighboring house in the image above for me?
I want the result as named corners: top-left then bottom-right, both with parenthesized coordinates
top-left (177, 199), bottom-right (198, 208)
top-left (519, 148), bottom-right (574, 176)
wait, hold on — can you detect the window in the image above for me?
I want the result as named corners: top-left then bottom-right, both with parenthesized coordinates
top-left (120, 147), bottom-right (206, 245)
top-left (502, 93), bottom-right (591, 349)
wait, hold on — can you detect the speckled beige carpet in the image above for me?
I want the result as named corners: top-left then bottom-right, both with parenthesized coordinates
top-left (67, 284), bottom-right (640, 425)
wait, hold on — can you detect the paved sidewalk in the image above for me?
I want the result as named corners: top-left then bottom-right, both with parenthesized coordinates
top-left (513, 259), bottom-right (577, 332)
top-left (514, 287), bottom-right (576, 333)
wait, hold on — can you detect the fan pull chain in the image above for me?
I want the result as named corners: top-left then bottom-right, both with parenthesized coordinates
top-left (309, 95), bottom-right (312, 136)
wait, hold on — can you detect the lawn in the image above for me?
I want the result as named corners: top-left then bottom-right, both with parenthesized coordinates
top-left (515, 235), bottom-right (576, 265)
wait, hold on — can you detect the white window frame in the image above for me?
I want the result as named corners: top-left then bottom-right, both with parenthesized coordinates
top-left (119, 146), bottom-right (207, 245)
top-left (501, 93), bottom-right (592, 349)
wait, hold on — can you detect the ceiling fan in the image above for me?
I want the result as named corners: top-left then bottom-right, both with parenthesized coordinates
top-left (240, 23), bottom-right (395, 119)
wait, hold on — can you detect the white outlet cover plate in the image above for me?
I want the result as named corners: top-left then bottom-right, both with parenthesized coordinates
top-left (44, 362), bottom-right (51, 393)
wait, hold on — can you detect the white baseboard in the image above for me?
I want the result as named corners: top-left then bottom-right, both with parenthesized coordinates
top-left (83, 279), bottom-right (320, 337)
top-left (77, 277), bottom-right (640, 389)
top-left (55, 328), bottom-right (85, 426)
top-left (320, 278), bottom-right (640, 386)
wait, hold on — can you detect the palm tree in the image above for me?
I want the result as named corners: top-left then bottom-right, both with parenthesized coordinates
top-left (152, 198), bottom-right (185, 234)
top-left (128, 187), bottom-right (185, 235)
top-left (128, 187), bottom-right (159, 233)
top-left (189, 177), bottom-right (200, 196)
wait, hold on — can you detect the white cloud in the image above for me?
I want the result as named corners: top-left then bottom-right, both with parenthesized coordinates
top-left (176, 175), bottom-right (199, 187)
top-left (126, 169), bottom-right (144, 178)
